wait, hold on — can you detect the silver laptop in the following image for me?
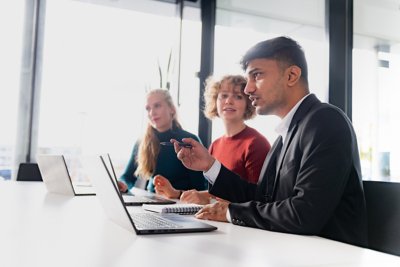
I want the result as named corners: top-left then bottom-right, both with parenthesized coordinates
top-left (101, 154), bottom-right (175, 206)
top-left (37, 154), bottom-right (96, 196)
top-left (84, 155), bottom-right (217, 234)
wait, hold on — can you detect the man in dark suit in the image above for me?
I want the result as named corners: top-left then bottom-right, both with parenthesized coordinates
top-left (172, 36), bottom-right (367, 247)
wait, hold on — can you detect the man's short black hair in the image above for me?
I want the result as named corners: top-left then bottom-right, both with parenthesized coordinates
top-left (240, 36), bottom-right (308, 84)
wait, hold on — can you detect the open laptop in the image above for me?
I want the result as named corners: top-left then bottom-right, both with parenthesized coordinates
top-left (101, 154), bottom-right (175, 206)
top-left (36, 154), bottom-right (96, 196)
top-left (85, 155), bottom-right (217, 234)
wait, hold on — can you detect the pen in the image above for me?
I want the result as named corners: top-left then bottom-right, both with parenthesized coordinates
top-left (160, 142), bottom-right (193, 148)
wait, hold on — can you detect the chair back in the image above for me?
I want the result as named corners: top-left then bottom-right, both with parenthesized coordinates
top-left (363, 180), bottom-right (400, 256)
top-left (16, 163), bottom-right (43, 182)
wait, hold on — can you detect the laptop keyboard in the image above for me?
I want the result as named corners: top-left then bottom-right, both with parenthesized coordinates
top-left (130, 213), bottom-right (182, 229)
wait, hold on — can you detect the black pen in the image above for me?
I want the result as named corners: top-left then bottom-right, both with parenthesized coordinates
top-left (160, 141), bottom-right (192, 148)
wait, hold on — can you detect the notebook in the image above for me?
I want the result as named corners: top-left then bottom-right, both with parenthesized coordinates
top-left (84, 155), bottom-right (217, 234)
top-left (100, 154), bottom-right (175, 206)
top-left (142, 203), bottom-right (203, 215)
top-left (36, 154), bottom-right (96, 196)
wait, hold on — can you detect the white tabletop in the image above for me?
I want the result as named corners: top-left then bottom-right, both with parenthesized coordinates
top-left (1, 181), bottom-right (399, 267)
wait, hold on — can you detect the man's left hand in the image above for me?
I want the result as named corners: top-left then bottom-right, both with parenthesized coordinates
top-left (195, 200), bottom-right (230, 222)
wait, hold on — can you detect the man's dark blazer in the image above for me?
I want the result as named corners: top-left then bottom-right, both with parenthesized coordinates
top-left (209, 94), bottom-right (368, 247)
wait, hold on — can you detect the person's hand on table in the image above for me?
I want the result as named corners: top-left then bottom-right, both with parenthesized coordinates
top-left (195, 198), bottom-right (230, 222)
top-left (153, 175), bottom-right (181, 199)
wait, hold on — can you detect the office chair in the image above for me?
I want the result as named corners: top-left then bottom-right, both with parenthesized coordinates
top-left (363, 180), bottom-right (400, 256)
top-left (16, 163), bottom-right (43, 182)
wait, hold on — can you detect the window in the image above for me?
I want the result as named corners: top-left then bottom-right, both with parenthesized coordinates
top-left (0, 1), bottom-right (25, 180)
top-left (171, 4), bottom-right (202, 136)
top-left (353, 0), bottom-right (400, 181)
top-left (213, 0), bottom-right (328, 143)
top-left (36, 0), bottom-right (201, 178)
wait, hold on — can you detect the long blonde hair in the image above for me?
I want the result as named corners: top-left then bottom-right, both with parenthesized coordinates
top-left (135, 89), bottom-right (182, 179)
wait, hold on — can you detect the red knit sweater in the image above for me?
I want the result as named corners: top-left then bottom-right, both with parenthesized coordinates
top-left (209, 126), bottom-right (271, 184)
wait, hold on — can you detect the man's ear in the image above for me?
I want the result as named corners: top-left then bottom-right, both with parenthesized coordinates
top-left (287, 65), bottom-right (302, 86)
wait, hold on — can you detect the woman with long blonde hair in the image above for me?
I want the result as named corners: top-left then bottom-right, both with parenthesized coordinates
top-left (118, 89), bottom-right (206, 193)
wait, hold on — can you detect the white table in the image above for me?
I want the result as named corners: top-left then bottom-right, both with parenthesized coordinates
top-left (1, 181), bottom-right (399, 267)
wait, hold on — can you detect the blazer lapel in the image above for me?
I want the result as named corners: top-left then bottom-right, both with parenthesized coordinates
top-left (273, 94), bottom-right (321, 192)
top-left (276, 124), bottom-right (297, 173)
top-left (256, 135), bottom-right (283, 200)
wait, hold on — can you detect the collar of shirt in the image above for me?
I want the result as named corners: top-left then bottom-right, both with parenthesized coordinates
top-left (275, 94), bottom-right (311, 144)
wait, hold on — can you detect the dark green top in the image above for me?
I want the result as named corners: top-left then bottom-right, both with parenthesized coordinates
top-left (119, 128), bottom-right (207, 192)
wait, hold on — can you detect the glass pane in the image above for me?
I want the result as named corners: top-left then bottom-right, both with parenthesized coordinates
top-left (37, 0), bottom-right (195, 178)
top-left (174, 5), bottom-right (201, 136)
top-left (0, 1), bottom-right (25, 180)
top-left (214, 0), bottom-right (328, 143)
top-left (353, 0), bottom-right (400, 181)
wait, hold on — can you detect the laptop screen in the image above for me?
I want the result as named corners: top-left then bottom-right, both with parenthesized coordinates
top-left (85, 155), bottom-right (217, 234)
top-left (84, 155), bottom-right (136, 232)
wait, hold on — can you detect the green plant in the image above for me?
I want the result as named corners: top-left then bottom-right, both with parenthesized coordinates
top-left (157, 48), bottom-right (173, 91)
